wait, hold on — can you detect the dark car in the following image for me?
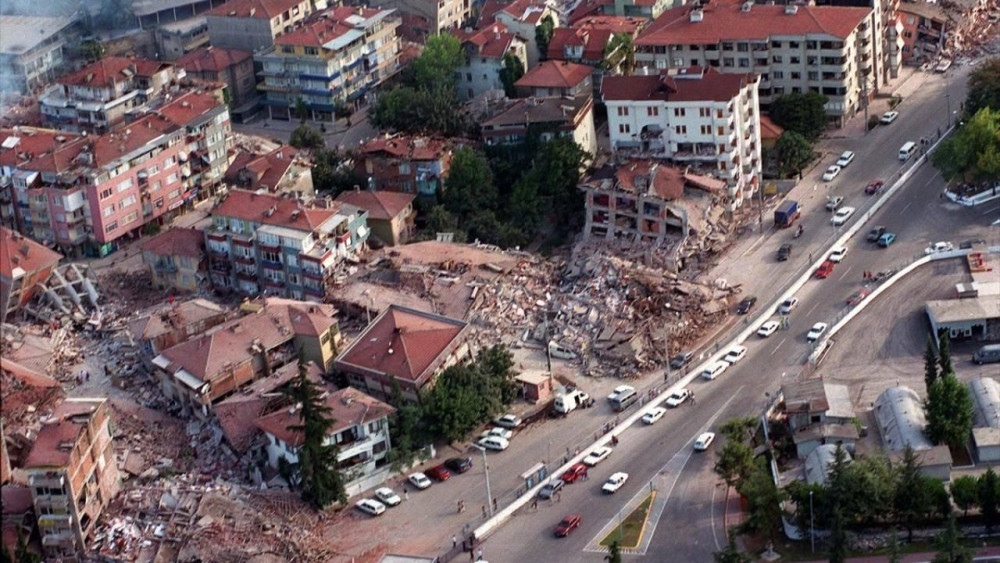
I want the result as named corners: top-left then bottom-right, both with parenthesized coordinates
top-left (867, 226), bottom-right (887, 242)
top-left (561, 463), bottom-right (588, 484)
top-left (669, 351), bottom-right (695, 370)
top-left (554, 514), bottom-right (582, 537)
top-left (426, 465), bottom-right (451, 481)
top-left (538, 479), bottom-right (565, 500)
top-left (777, 244), bottom-right (792, 262)
top-left (736, 296), bottom-right (757, 315)
top-left (865, 180), bottom-right (885, 195)
top-left (444, 457), bottom-right (473, 474)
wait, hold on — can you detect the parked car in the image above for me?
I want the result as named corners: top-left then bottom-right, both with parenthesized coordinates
top-left (607, 385), bottom-right (635, 402)
top-left (642, 407), bottom-right (668, 424)
top-left (846, 288), bottom-right (871, 306)
top-left (374, 487), bottom-right (402, 507)
top-left (777, 244), bottom-right (792, 262)
top-left (561, 463), bottom-right (588, 483)
top-left (538, 479), bottom-right (565, 500)
top-left (554, 514), bottom-right (582, 537)
top-left (669, 351), bottom-right (695, 369)
top-left (814, 260), bottom-right (835, 279)
top-left (356, 498), bottom-right (387, 516)
top-left (723, 345), bottom-right (747, 365)
top-left (924, 241), bottom-right (954, 255)
top-left (408, 472), bottom-right (432, 490)
top-left (880, 111), bottom-right (899, 124)
top-left (477, 436), bottom-right (510, 451)
top-left (583, 446), bottom-right (613, 467)
top-left (700, 360), bottom-right (729, 381)
top-left (828, 247), bottom-right (848, 263)
top-left (878, 232), bottom-right (897, 247)
top-left (693, 432), bottom-right (716, 451)
top-left (757, 320), bottom-right (780, 337)
top-left (480, 427), bottom-right (513, 441)
top-left (778, 297), bottom-right (799, 315)
top-left (865, 180), bottom-right (885, 195)
top-left (602, 472), bottom-right (629, 494)
top-left (836, 151), bottom-right (855, 167)
top-left (806, 322), bottom-right (829, 342)
top-left (426, 465), bottom-right (452, 481)
top-left (825, 196), bottom-right (844, 211)
top-left (664, 389), bottom-right (691, 408)
top-left (822, 165), bottom-right (842, 181)
top-left (831, 206), bottom-right (856, 226)
top-left (867, 226), bottom-right (887, 242)
top-left (493, 414), bottom-right (522, 428)
top-left (736, 296), bottom-right (757, 314)
top-left (444, 457), bottom-right (473, 474)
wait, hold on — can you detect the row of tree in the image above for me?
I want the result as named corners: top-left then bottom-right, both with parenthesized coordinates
top-left (923, 333), bottom-right (974, 451)
top-left (931, 57), bottom-right (1000, 184)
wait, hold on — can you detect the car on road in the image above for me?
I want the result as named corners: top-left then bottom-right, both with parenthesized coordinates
top-left (583, 446), bottom-right (613, 467)
top-left (723, 345), bottom-right (747, 365)
top-left (561, 463), bottom-right (588, 483)
top-left (538, 479), bottom-right (565, 500)
top-left (408, 472), bottom-right (432, 490)
top-left (669, 351), bottom-right (695, 369)
top-left (757, 320), bottom-right (780, 337)
top-left (806, 322), bottom-right (829, 342)
top-left (777, 244), bottom-right (792, 262)
top-left (693, 432), bottom-right (716, 451)
top-left (477, 436), bottom-right (510, 451)
top-left (374, 487), bottom-right (402, 507)
top-left (607, 385), bottom-right (635, 402)
top-left (880, 111), bottom-right (899, 124)
top-left (867, 226), bottom-right (887, 242)
top-left (554, 514), bottom-right (582, 537)
top-left (831, 206), bottom-right (855, 226)
top-left (444, 457), bottom-right (473, 474)
top-left (924, 241), bottom-right (954, 255)
top-left (878, 232), bottom-right (897, 247)
top-left (814, 260), bottom-right (835, 279)
top-left (865, 180), bottom-right (885, 195)
top-left (700, 360), bottom-right (729, 381)
top-left (602, 472), bottom-right (629, 494)
top-left (493, 414), bottom-right (523, 428)
top-left (480, 427), bottom-right (513, 441)
top-left (426, 465), bottom-right (451, 481)
top-left (664, 389), bottom-right (691, 407)
top-left (847, 288), bottom-right (871, 306)
top-left (828, 247), bottom-right (848, 263)
top-left (836, 151), bottom-right (855, 167)
top-left (825, 195), bottom-right (844, 211)
top-left (821, 165), bottom-right (842, 181)
top-left (356, 498), bottom-right (387, 516)
top-left (642, 406), bottom-right (668, 424)
top-left (736, 295), bottom-right (757, 314)
top-left (778, 297), bottom-right (799, 315)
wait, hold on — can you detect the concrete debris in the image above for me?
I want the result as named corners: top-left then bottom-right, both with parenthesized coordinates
top-left (24, 263), bottom-right (101, 327)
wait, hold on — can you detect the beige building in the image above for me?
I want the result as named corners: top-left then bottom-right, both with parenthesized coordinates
top-left (452, 24), bottom-right (528, 102)
top-left (481, 95), bottom-right (598, 159)
top-left (176, 46), bottom-right (258, 112)
top-left (334, 190), bottom-right (416, 246)
top-left (140, 227), bottom-right (207, 292)
top-left (368, 0), bottom-right (471, 33)
top-left (205, 0), bottom-right (329, 52)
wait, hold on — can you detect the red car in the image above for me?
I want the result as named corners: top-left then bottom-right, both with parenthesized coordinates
top-left (865, 180), bottom-right (885, 195)
top-left (561, 463), bottom-right (588, 484)
top-left (554, 514), bottom-right (582, 537)
top-left (426, 465), bottom-right (451, 481)
top-left (814, 260), bottom-right (835, 279)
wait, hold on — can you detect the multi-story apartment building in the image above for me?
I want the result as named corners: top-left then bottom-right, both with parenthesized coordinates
top-left (0, 15), bottom-right (78, 94)
top-left (481, 95), bottom-right (598, 158)
top-left (547, 15), bottom-right (648, 68)
top-left (205, 189), bottom-right (369, 298)
top-left (0, 226), bottom-right (62, 323)
top-left (602, 66), bottom-right (762, 206)
top-left (39, 57), bottom-right (179, 134)
top-left (634, 3), bottom-right (876, 126)
top-left (177, 46), bottom-right (259, 112)
top-left (335, 189), bottom-right (416, 246)
top-left (452, 24), bottom-right (529, 102)
top-left (488, 0), bottom-right (559, 67)
top-left (140, 227), bottom-right (207, 292)
top-left (223, 145), bottom-right (304, 192)
top-left (816, 0), bottom-right (904, 85)
top-left (514, 60), bottom-right (594, 98)
top-left (257, 7), bottom-right (402, 120)
top-left (23, 398), bottom-right (120, 561)
top-left (205, 0), bottom-right (329, 52)
top-left (368, 0), bottom-right (472, 34)
top-left (353, 136), bottom-right (454, 196)
top-left (0, 89), bottom-right (231, 256)
top-left (896, 2), bottom-right (949, 63)
top-left (156, 17), bottom-right (211, 61)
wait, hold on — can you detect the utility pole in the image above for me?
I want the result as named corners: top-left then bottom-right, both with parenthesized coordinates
top-left (472, 444), bottom-right (494, 518)
top-left (946, 93), bottom-right (952, 127)
top-left (810, 490), bottom-right (815, 553)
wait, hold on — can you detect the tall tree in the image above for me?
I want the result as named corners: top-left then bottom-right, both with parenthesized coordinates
top-left (931, 514), bottom-right (973, 563)
top-left (886, 527), bottom-right (902, 563)
top-left (499, 52), bottom-right (525, 98)
top-left (931, 108), bottom-right (1000, 182)
top-left (290, 124), bottom-right (325, 149)
top-left (532, 138), bottom-right (590, 231)
top-left (411, 34), bottom-right (465, 88)
top-left (768, 92), bottom-right (830, 140)
top-left (828, 505), bottom-right (849, 563)
top-left (924, 373), bottom-right (974, 449)
top-left (443, 147), bottom-right (498, 221)
top-left (774, 131), bottom-right (814, 177)
top-left (312, 148), bottom-right (362, 195)
top-left (965, 57), bottom-right (1000, 117)
top-left (950, 475), bottom-right (979, 516)
top-left (719, 417), bottom-right (758, 442)
top-left (846, 455), bottom-right (896, 526)
top-left (714, 438), bottom-right (756, 489)
top-left (386, 380), bottom-right (424, 471)
top-left (295, 98), bottom-right (310, 122)
top-left (979, 468), bottom-right (1000, 534)
top-left (603, 33), bottom-right (635, 75)
top-left (894, 446), bottom-right (929, 542)
top-left (535, 15), bottom-right (555, 61)
top-left (937, 332), bottom-right (953, 376)
top-left (713, 532), bottom-right (753, 563)
top-left (736, 459), bottom-right (785, 541)
top-left (924, 338), bottom-right (939, 390)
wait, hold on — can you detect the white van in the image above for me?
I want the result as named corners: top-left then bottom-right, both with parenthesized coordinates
top-left (973, 344), bottom-right (1000, 364)
top-left (610, 388), bottom-right (638, 412)
top-left (899, 141), bottom-right (917, 161)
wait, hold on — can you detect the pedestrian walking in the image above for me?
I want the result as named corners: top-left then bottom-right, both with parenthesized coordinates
top-left (453, 535), bottom-right (458, 549)
top-left (481, 505), bottom-right (487, 518)
top-left (583, 470), bottom-right (589, 481)
top-left (556, 492), bottom-right (561, 503)
top-left (84, 370), bottom-right (90, 382)
top-left (404, 489), bottom-right (409, 501)
top-left (477, 548), bottom-right (484, 561)
top-left (531, 498), bottom-right (538, 511)
top-left (492, 497), bottom-right (498, 512)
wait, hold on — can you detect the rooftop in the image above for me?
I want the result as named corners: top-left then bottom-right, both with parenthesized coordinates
top-left (211, 189), bottom-right (340, 233)
top-left (515, 61), bottom-right (594, 89)
top-left (59, 56), bottom-right (171, 88)
top-left (925, 296), bottom-right (1000, 324)
top-left (497, 0), bottom-right (550, 25)
top-left (0, 15), bottom-right (74, 56)
top-left (128, 298), bottom-right (228, 342)
top-left (973, 427), bottom-right (1000, 449)
top-left (0, 226), bottom-right (63, 279)
top-left (547, 15), bottom-right (647, 61)
top-left (874, 386), bottom-right (932, 452)
top-left (334, 190), bottom-right (415, 221)
top-left (140, 227), bottom-right (205, 259)
top-left (759, 114), bottom-right (784, 140)
top-left (1, 486), bottom-right (34, 515)
top-left (156, 89), bottom-right (226, 128)
top-left (482, 95), bottom-right (592, 128)
top-left (208, 0), bottom-right (310, 19)
top-left (275, 7), bottom-right (393, 48)
top-left (582, 160), bottom-right (725, 200)
top-left (24, 398), bottom-right (107, 469)
top-left (0, 127), bottom-right (87, 175)
top-left (452, 24), bottom-right (520, 59)
top-left (255, 386), bottom-right (395, 446)
top-left (602, 67), bottom-right (754, 103)
top-left (176, 46), bottom-right (253, 74)
top-left (223, 146), bottom-right (298, 191)
top-left (970, 377), bottom-right (1000, 429)
top-left (358, 135), bottom-right (451, 161)
top-left (804, 444), bottom-right (851, 486)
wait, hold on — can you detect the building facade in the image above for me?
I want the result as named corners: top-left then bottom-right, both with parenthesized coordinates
top-left (353, 136), bottom-right (454, 196)
top-left (127, 298), bottom-right (229, 356)
top-left (0, 226), bottom-right (62, 323)
top-left (334, 189), bottom-right (416, 246)
top-left (0, 16), bottom-right (77, 94)
top-left (140, 227), bottom-right (207, 292)
top-left (896, 2), bottom-right (950, 63)
top-left (514, 60), bottom-right (594, 98)
top-left (368, 0), bottom-right (471, 34)
top-left (451, 24), bottom-right (528, 102)
top-left (481, 95), bottom-right (598, 158)
top-left (489, 0), bottom-right (559, 67)
top-left (176, 46), bottom-right (259, 110)
top-left (205, 0), bottom-right (329, 52)
top-left (156, 17), bottom-right (212, 61)
top-left (602, 67), bottom-right (761, 205)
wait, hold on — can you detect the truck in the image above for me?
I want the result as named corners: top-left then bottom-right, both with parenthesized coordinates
top-left (554, 389), bottom-right (591, 415)
top-left (774, 200), bottom-right (800, 228)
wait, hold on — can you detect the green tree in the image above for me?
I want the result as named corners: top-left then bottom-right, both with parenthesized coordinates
top-left (603, 33), bottom-right (635, 75)
top-left (476, 345), bottom-right (519, 406)
top-left (846, 455), bottom-right (896, 526)
top-left (535, 15), bottom-right (555, 61)
top-left (4, 528), bottom-right (40, 563)
top-left (713, 531), bottom-right (752, 563)
top-left (931, 514), bottom-right (973, 563)
top-left (283, 363), bottom-right (347, 509)
top-left (736, 459), bottom-right (785, 541)
top-left (532, 138), bottom-right (590, 231)
top-left (411, 34), bottom-right (465, 88)
top-left (290, 124), bottom-right (325, 149)
top-left (894, 446), bottom-right (930, 542)
top-left (294, 98), bottom-right (310, 122)
top-left (925, 373), bottom-right (974, 449)
top-left (369, 85), bottom-right (468, 136)
top-left (715, 438), bottom-right (756, 489)
top-left (719, 417), bottom-right (757, 442)
top-left (931, 107), bottom-right (1000, 182)
top-left (509, 174), bottom-right (544, 233)
top-left (887, 527), bottom-right (902, 563)
top-left (979, 467), bottom-right (1000, 533)
top-left (966, 57), bottom-right (1000, 117)
top-left (774, 131), bottom-right (814, 177)
top-left (423, 205), bottom-right (462, 238)
top-left (924, 338), bottom-right (939, 390)
top-left (785, 480), bottom-right (828, 531)
top-left (499, 52), bottom-right (525, 98)
top-left (950, 475), bottom-right (979, 516)
top-left (312, 148), bottom-right (362, 195)
top-left (769, 92), bottom-right (830, 140)
top-left (828, 505), bottom-right (848, 563)
top-left (80, 40), bottom-right (106, 63)
top-left (938, 331), bottom-right (953, 376)
top-left (386, 380), bottom-right (424, 471)
top-left (443, 147), bottom-right (498, 220)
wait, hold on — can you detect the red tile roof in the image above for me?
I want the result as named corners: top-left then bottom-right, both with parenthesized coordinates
top-left (255, 386), bottom-right (395, 447)
top-left (336, 305), bottom-right (467, 384)
top-left (547, 16), bottom-right (646, 61)
top-left (223, 146), bottom-right (297, 191)
top-left (482, 95), bottom-right (593, 128)
top-left (91, 114), bottom-right (179, 167)
top-left (176, 46), bottom-right (252, 74)
top-left (636, 3), bottom-right (872, 46)
top-left (1, 358), bottom-right (60, 388)
top-left (128, 298), bottom-right (228, 341)
top-left (208, 0), bottom-right (308, 19)
top-left (156, 90), bottom-right (225, 127)
top-left (358, 136), bottom-right (450, 161)
top-left (452, 23), bottom-right (520, 59)
top-left (515, 61), bottom-right (594, 89)
top-left (568, 0), bottom-right (611, 24)
top-left (0, 127), bottom-right (87, 174)
top-left (759, 114), bottom-right (784, 140)
top-left (497, 0), bottom-right (550, 24)
top-left (606, 160), bottom-right (723, 199)
top-left (602, 67), bottom-right (752, 102)
top-left (0, 226), bottom-right (62, 279)
top-left (59, 56), bottom-right (171, 88)
top-left (334, 190), bottom-right (415, 221)
top-left (24, 420), bottom-right (82, 468)
top-left (141, 227), bottom-right (205, 259)
top-left (212, 189), bottom-right (339, 232)
top-left (275, 6), bottom-right (388, 47)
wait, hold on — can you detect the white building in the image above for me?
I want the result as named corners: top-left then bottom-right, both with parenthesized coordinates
top-left (970, 377), bottom-right (1000, 462)
top-left (602, 66), bottom-right (761, 207)
top-left (452, 24), bottom-right (529, 102)
top-left (489, 0), bottom-right (559, 68)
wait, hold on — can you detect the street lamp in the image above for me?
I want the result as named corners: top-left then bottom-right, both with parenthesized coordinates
top-left (471, 444), bottom-right (494, 518)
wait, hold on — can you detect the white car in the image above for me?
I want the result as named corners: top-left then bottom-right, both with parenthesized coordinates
top-left (477, 436), bottom-right (510, 451)
top-left (806, 322), bottom-right (829, 342)
top-left (607, 385), bottom-right (635, 402)
top-left (493, 414), bottom-right (522, 428)
top-left (664, 389), bottom-right (691, 407)
top-left (722, 345), bottom-right (747, 365)
top-left (642, 407), bottom-right (668, 424)
top-left (924, 241), bottom-right (954, 255)
top-left (583, 446), bottom-right (613, 466)
top-left (374, 487), bottom-right (401, 507)
top-left (602, 472), bottom-right (629, 494)
top-left (880, 111), bottom-right (899, 124)
top-left (828, 247), bottom-right (848, 263)
top-left (778, 297), bottom-right (799, 315)
top-left (480, 427), bottom-right (513, 441)
top-left (408, 473), bottom-right (432, 490)
top-left (757, 320), bottom-right (780, 337)
top-left (821, 165), bottom-right (842, 181)
top-left (693, 432), bottom-right (716, 451)
top-left (700, 360), bottom-right (729, 381)
top-left (836, 151), bottom-right (855, 167)
top-left (356, 498), bottom-right (387, 516)
top-left (831, 206), bottom-right (855, 226)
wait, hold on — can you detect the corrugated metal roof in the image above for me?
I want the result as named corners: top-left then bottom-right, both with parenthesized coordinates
top-left (874, 386), bottom-right (932, 452)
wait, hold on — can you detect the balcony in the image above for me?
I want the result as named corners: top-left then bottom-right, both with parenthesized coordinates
top-left (209, 259), bottom-right (231, 273)
top-left (154, 260), bottom-right (178, 273)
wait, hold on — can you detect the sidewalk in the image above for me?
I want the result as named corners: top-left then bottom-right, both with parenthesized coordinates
top-left (802, 545), bottom-right (1000, 563)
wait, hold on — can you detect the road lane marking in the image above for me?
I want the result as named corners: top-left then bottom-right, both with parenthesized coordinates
top-left (900, 201), bottom-right (913, 215)
top-left (805, 301), bottom-right (820, 316)
top-left (838, 265), bottom-right (853, 280)
top-left (982, 206), bottom-right (1000, 216)
top-left (771, 339), bottom-right (785, 355)
top-left (711, 483), bottom-right (722, 550)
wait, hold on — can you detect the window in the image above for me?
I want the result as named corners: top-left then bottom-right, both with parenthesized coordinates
top-left (772, 55), bottom-right (783, 64)
top-left (304, 47), bottom-right (318, 55)
top-left (738, 58), bottom-right (749, 68)
top-left (737, 43), bottom-right (748, 52)
top-left (105, 221), bottom-right (117, 233)
top-left (771, 41), bottom-right (782, 49)
top-left (807, 71), bottom-right (819, 80)
top-left (281, 45), bottom-right (295, 54)
top-left (721, 42), bottom-right (734, 50)
top-left (164, 156), bottom-right (176, 167)
top-left (717, 126), bottom-right (725, 136)
top-left (790, 57), bottom-right (800, 64)
top-left (646, 107), bottom-right (659, 116)
top-left (699, 108), bottom-right (710, 117)
top-left (674, 125), bottom-right (687, 135)
top-left (119, 195), bottom-right (137, 209)
top-left (168, 188), bottom-right (181, 199)
top-left (618, 124), bottom-right (630, 134)
top-left (789, 41), bottom-right (800, 49)
top-left (716, 109), bottom-right (724, 118)
top-left (99, 188), bottom-right (113, 200)
top-left (723, 58), bottom-right (734, 66)
top-left (718, 144), bottom-right (726, 153)
top-left (673, 108), bottom-right (685, 117)
top-left (791, 72), bottom-right (801, 79)
top-left (121, 211), bottom-right (138, 226)
top-left (288, 273), bottom-right (299, 284)
top-left (399, 163), bottom-right (411, 174)
top-left (152, 181), bottom-right (162, 191)
top-left (773, 71), bottom-right (784, 79)
top-left (167, 173), bottom-right (179, 184)
top-left (262, 250), bottom-right (281, 263)
top-left (617, 107), bottom-right (629, 116)
top-left (700, 125), bottom-right (710, 135)
top-left (148, 164), bottom-right (159, 175)
top-left (103, 206), bottom-right (114, 217)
